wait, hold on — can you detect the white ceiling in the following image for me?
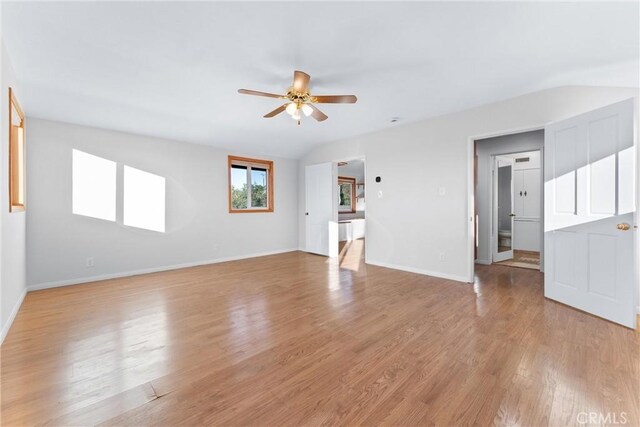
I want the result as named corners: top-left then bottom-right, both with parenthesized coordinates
top-left (2, 2), bottom-right (638, 159)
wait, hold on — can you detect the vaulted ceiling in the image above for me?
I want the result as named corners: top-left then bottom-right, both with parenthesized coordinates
top-left (2, 2), bottom-right (638, 158)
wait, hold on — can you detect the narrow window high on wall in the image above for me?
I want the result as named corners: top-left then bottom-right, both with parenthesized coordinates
top-left (9, 88), bottom-right (26, 212)
top-left (228, 156), bottom-right (274, 213)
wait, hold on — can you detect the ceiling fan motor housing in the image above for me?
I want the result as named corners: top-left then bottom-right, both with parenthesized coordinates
top-left (286, 89), bottom-right (316, 104)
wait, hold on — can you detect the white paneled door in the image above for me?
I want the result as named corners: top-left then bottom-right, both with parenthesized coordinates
top-left (544, 99), bottom-right (636, 328)
top-left (305, 162), bottom-right (338, 257)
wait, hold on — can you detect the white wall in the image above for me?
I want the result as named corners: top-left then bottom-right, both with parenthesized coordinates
top-left (476, 132), bottom-right (544, 264)
top-left (298, 86), bottom-right (639, 283)
top-left (1, 39), bottom-right (27, 341)
top-left (26, 118), bottom-right (298, 288)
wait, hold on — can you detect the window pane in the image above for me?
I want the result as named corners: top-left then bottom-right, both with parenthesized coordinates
top-left (123, 166), bottom-right (166, 232)
top-left (231, 165), bottom-right (248, 209)
top-left (17, 128), bottom-right (25, 204)
top-left (72, 149), bottom-right (116, 221)
top-left (251, 168), bottom-right (268, 208)
top-left (9, 92), bottom-right (26, 211)
top-left (339, 183), bottom-right (352, 208)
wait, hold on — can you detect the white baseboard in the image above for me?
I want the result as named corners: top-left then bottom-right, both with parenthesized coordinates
top-left (475, 259), bottom-right (492, 265)
top-left (366, 259), bottom-right (470, 283)
top-left (1, 288), bottom-right (27, 345)
top-left (28, 248), bottom-right (299, 292)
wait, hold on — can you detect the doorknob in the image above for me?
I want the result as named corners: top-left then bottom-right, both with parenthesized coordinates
top-left (617, 223), bottom-right (630, 231)
top-left (509, 214), bottom-right (516, 217)
top-left (305, 212), bottom-right (309, 216)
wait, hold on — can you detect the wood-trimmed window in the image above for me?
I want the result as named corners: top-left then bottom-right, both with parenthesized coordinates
top-left (338, 176), bottom-right (356, 213)
top-left (228, 156), bottom-right (274, 213)
top-left (9, 88), bottom-right (25, 212)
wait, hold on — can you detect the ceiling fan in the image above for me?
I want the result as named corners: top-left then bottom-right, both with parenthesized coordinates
top-left (238, 70), bottom-right (357, 125)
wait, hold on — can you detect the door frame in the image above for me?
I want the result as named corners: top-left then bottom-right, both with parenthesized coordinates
top-left (466, 124), bottom-right (546, 283)
top-left (333, 155), bottom-right (368, 262)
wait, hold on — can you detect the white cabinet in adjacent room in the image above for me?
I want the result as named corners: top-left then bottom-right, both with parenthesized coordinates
top-left (338, 219), bottom-right (365, 242)
top-left (511, 157), bottom-right (541, 251)
top-left (513, 219), bottom-right (540, 251)
top-left (513, 168), bottom-right (540, 219)
top-left (522, 169), bottom-right (540, 218)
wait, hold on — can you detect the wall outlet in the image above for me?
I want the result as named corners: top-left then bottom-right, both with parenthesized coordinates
top-left (439, 252), bottom-right (445, 261)
top-left (86, 257), bottom-right (95, 268)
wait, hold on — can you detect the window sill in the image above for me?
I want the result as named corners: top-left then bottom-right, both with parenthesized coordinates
top-left (229, 208), bottom-right (274, 214)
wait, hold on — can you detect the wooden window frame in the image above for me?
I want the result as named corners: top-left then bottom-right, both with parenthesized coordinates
top-left (228, 155), bottom-right (274, 213)
top-left (338, 176), bottom-right (356, 213)
top-left (9, 88), bottom-right (25, 213)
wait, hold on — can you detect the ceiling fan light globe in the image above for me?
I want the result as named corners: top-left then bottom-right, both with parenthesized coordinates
top-left (301, 104), bottom-right (313, 117)
top-left (285, 103), bottom-right (298, 115)
top-left (291, 110), bottom-right (301, 120)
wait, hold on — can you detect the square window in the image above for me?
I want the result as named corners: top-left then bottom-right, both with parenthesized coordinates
top-left (228, 156), bottom-right (273, 213)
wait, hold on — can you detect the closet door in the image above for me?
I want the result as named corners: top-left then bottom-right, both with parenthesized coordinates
top-left (523, 169), bottom-right (540, 218)
top-left (513, 170), bottom-right (525, 217)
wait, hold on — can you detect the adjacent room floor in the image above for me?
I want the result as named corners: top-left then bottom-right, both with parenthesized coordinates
top-left (495, 250), bottom-right (540, 270)
top-left (2, 249), bottom-right (638, 426)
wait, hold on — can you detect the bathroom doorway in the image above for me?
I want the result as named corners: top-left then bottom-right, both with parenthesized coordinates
top-left (492, 151), bottom-right (541, 269)
top-left (474, 130), bottom-right (544, 271)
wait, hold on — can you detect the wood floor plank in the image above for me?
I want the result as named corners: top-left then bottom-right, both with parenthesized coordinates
top-left (2, 243), bottom-right (638, 426)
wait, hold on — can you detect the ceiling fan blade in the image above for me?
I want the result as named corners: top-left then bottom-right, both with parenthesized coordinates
top-left (263, 104), bottom-right (288, 118)
top-left (313, 95), bottom-right (358, 104)
top-left (238, 89), bottom-right (284, 99)
top-left (292, 70), bottom-right (310, 93)
top-left (307, 104), bottom-right (328, 122)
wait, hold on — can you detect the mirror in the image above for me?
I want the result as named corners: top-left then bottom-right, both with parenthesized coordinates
top-left (497, 161), bottom-right (513, 253)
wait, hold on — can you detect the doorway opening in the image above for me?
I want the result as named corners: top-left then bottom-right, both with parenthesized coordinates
top-left (336, 158), bottom-right (366, 270)
top-left (473, 130), bottom-right (544, 272)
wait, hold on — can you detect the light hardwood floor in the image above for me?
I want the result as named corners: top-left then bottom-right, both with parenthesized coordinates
top-left (2, 244), bottom-right (638, 426)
